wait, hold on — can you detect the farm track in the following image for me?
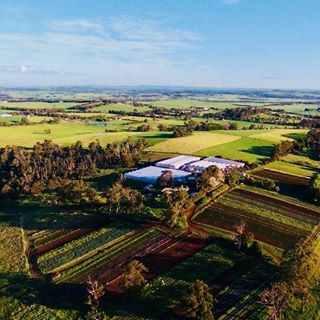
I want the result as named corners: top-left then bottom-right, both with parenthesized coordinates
top-left (233, 188), bottom-right (320, 222)
top-left (253, 169), bottom-right (310, 185)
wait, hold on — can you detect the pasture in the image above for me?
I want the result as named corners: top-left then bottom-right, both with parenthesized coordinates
top-left (146, 132), bottom-right (241, 154)
top-left (0, 102), bottom-right (78, 109)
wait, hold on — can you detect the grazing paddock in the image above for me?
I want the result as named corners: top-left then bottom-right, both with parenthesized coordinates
top-left (147, 132), bottom-right (240, 154)
top-left (262, 154), bottom-right (320, 177)
top-left (0, 121), bottom-right (139, 147)
top-left (196, 137), bottom-right (274, 163)
top-left (249, 129), bottom-right (308, 143)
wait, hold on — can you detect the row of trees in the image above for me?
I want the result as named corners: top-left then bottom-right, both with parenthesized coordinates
top-left (0, 139), bottom-right (146, 196)
top-left (261, 228), bottom-right (320, 320)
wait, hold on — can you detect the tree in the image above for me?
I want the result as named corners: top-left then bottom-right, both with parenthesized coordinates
top-left (179, 280), bottom-right (215, 320)
top-left (164, 187), bottom-right (193, 228)
top-left (260, 282), bottom-right (288, 320)
top-left (197, 165), bottom-right (224, 192)
top-left (106, 181), bottom-right (145, 215)
top-left (156, 170), bottom-right (173, 188)
top-left (225, 167), bottom-right (241, 187)
top-left (309, 173), bottom-right (320, 202)
top-left (122, 260), bottom-right (148, 293)
top-left (86, 277), bottom-right (107, 320)
top-left (234, 221), bottom-right (254, 251)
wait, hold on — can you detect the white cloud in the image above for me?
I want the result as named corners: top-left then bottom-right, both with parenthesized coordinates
top-left (0, 16), bottom-right (205, 86)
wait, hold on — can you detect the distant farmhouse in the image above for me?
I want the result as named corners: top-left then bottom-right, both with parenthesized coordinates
top-left (124, 155), bottom-right (244, 184)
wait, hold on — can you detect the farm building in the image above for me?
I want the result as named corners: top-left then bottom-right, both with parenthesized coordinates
top-left (124, 166), bottom-right (192, 184)
top-left (186, 157), bottom-right (245, 172)
top-left (155, 155), bottom-right (201, 170)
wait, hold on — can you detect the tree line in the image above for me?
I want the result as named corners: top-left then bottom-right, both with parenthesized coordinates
top-left (0, 139), bottom-right (146, 197)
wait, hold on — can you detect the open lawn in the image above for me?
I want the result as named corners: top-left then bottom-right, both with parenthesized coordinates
top-left (146, 132), bottom-right (241, 154)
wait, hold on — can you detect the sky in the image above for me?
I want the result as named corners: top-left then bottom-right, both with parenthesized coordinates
top-left (0, 0), bottom-right (319, 89)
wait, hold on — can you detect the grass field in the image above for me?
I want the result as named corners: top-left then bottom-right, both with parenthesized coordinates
top-left (146, 132), bottom-right (241, 154)
top-left (263, 154), bottom-right (320, 177)
top-left (0, 222), bottom-right (27, 273)
top-left (196, 136), bottom-right (274, 163)
top-left (249, 129), bottom-right (308, 143)
top-left (0, 102), bottom-right (78, 109)
top-left (0, 120), bottom-right (139, 147)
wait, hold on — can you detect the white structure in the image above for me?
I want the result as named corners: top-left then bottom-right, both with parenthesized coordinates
top-left (186, 157), bottom-right (245, 173)
top-left (156, 155), bottom-right (201, 170)
top-left (0, 113), bottom-right (12, 118)
top-left (124, 166), bottom-right (192, 184)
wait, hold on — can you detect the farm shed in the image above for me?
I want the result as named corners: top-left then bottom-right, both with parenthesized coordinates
top-left (124, 166), bottom-right (192, 184)
top-left (186, 157), bottom-right (245, 172)
top-left (156, 155), bottom-right (201, 170)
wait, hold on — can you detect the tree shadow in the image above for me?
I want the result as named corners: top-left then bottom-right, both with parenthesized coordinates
top-left (241, 145), bottom-right (274, 158)
top-left (0, 273), bottom-right (87, 313)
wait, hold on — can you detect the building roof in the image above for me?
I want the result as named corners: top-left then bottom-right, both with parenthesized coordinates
top-left (156, 155), bottom-right (201, 169)
top-left (124, 166), bottom-right (191, 183)
top-left (186, 157), bottom-right (244, 172)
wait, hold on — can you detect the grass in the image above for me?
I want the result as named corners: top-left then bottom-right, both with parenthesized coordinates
top-left (196, 136), bottom-right (274, 163)
top-left (0, 223), bottom-right (27, 273)
top-left (0, 102), bottom-right (78, 109)
top-left (0, 120), bottom-right (140, 147)
top-left (146, 132), bottom-right (241, 154)
top-left (264, 155), bottom-right (319, 177)
top-left (249, 129), bottom-right (308, 143)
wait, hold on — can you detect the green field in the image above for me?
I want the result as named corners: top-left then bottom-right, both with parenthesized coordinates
top-left (249, 129), bottom-right (308, 143)
top-left (0, 102), bottom-right (78, 109)
top-left (263, 154), bottom-right (320, 177)
top-left (146, 132), bottom-right (241, 154)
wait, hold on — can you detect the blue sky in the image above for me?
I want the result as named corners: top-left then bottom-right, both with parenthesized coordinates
top-left (0, 0), bottom-right (319, 89)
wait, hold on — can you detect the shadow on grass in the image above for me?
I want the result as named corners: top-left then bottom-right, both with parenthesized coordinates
top-left (0, 273), bottom-right (87, 313)
top-left (241, 145), bottom-right (274, 159)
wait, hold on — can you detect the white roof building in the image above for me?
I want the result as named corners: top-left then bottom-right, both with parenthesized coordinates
top-left (155, 155), bottom-right (201, 170)
top-left (124, 166), bottom-right (192, 184)
top-left (186, 157), bottom-right (245, 173)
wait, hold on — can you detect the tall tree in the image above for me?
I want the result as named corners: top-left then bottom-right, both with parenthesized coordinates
top-left (86, 277), bottom-right (107, 320)
top-left (234, 221), bottom-right (254, 251)
top-left (179, 280), bottom-right (215, 320)
top-left (157, 170), bottom-right (173, 188)
top-left (122, 260), bottom-right (148, 293)
top-left (164, 186), bottom-right (193, 228)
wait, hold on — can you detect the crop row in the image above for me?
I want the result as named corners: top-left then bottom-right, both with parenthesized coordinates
top-left (216, 262), bottom-right (275, 318)
top-left (234, 187), bottom-right (320, 223)
top-left (221, 191), bottom-right (313, 231)
top-left (195, 203), bottom-right (301, 249)
top-left (38, 227), bottom-right (131, 273)
top-left (56, 228), bottom-right (164, 284)
top-left (253, 169), bottom-right (310, 186)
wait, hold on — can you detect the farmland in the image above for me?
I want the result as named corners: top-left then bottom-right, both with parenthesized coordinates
top-left (146, 132), bottom-right (241, 154)
top-left (193, 185), bottom-right (320, 250)
top-left (0, 89), bottom-right (320, 320)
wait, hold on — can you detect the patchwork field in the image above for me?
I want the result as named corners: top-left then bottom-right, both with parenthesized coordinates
top-left (146, 132), bottom-right (241, 154)
top-left (193, 185), bottom-right (319, 250)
